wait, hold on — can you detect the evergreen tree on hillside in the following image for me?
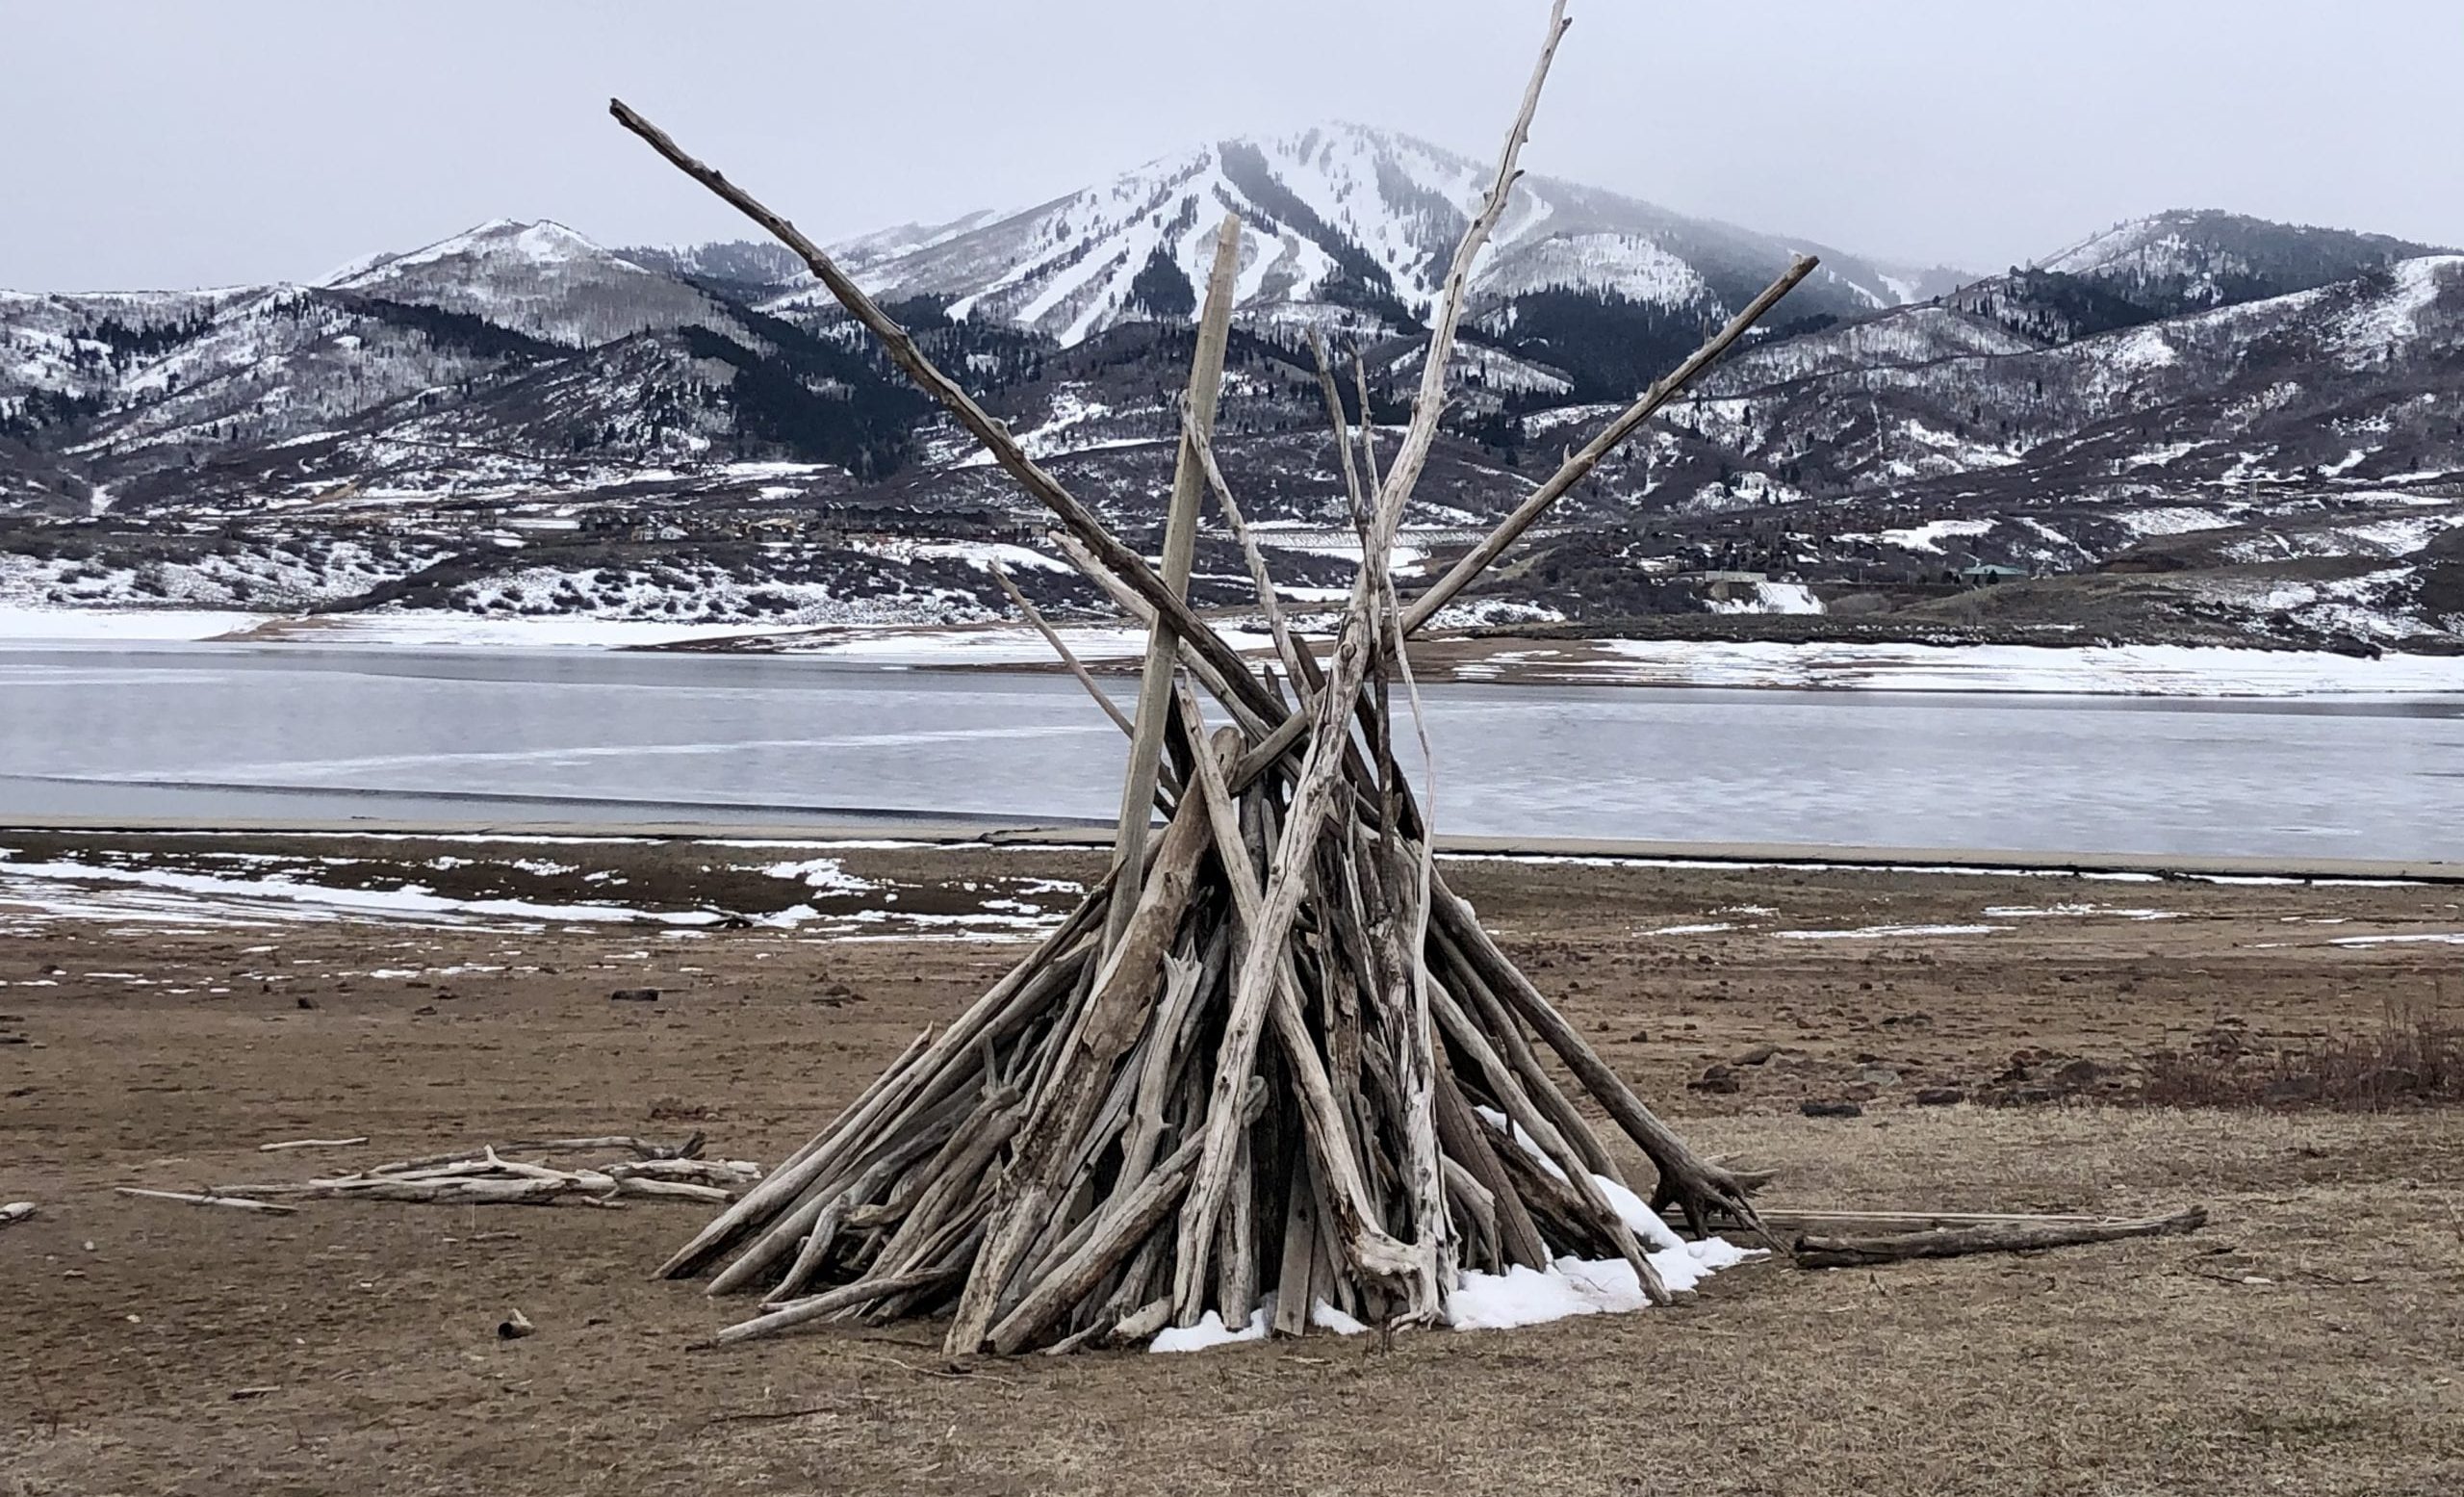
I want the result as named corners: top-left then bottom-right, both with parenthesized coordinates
top-left (1126, 247), bottom-right (1197, 321)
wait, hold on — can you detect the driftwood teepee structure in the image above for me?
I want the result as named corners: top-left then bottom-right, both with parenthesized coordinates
top-left (612, 1), bottom-right (1817, 1355)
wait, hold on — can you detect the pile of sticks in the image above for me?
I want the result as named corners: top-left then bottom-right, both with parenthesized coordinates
top-left (128, 1135), bottom-right (760, 1212)
top-left (614, 0), bottom-right (1810, 1356)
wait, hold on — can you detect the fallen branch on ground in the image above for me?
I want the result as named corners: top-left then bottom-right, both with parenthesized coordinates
top-left (126, 1137), bottom-right (760, 1213)
top-left (116, 1187), bottom-right (300, 1214)
top-left (1682, 1206), bottom-right (2107, 1236)
top-left (1792, 1207), bottom-right (2209, 1269)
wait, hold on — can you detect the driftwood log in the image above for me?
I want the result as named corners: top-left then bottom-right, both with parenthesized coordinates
top-left (122, 1136), bottom-right (757, 1213)
top-left (116, 1187), bottom-right (300, 1214)
top-left (610, 0), bottom-right (1815, 1355)
top-left (1792, 1207), bottom-right (2210, 1270)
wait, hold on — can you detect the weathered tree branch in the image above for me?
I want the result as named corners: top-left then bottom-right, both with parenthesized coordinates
top-left (1109, 215), bottom-right (1246, 947)
top-left (1793, 1207), bottom-right (2209, 1269)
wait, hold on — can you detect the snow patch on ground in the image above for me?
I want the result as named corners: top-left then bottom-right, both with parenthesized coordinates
top-left (1417, 599), bottom-right (1568, 632)
top-left (0, 607), bottom-right (273, 642)
top-left (1775, 923), bottom-right (2014, 941)
top-left (1147, 1296), bottom-right (1376, 1352)
top-left (0, 855), bottom-right (728, 931)
top-left (1879, 519), bottom-right (1994, 555)
top-left (2331, 256), bottom-right (2457, 357)
top-left (0, 846), bottom-right (1081, 943)
top-left (1507, 639), bottom-right (2464, 697)
top-left (847, 538), bottom-right (1072, 575)
top-left (1450, 1237), bottom-right (1757, 1331)
top-left (1149, 1307), bottom-right (1273, 1353)
top-left (1152, 1110), bottom-right (1758, 1350)
top-left (2116, 506), bottom-right (2239, 537)
top-left (953, 386), bottom-right (1156, 467)
top-left (1709, 581), bottom-right (1824, 616)
top-left (1982, 903), bottom-right (2179, 921)
top-left (757, 858), bottom-right (879, 895)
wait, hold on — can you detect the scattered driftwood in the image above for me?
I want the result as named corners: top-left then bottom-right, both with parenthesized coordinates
top-left (1, 1200), bottom-right (35, 1227)
top-left (1792, 1207), bottom-right (2210, 1270)
top-left (505, 1134), bottom-right (706, 1160)
top-left (353, 1133), bottom-right (706, 1176)
top-left (1670, 1205), bottom-right (2126, 1237)
top-left (258, 1137), bottom-right (370, 1152)
top-left (214, 1148), bottom-right (760, 1208)
top-left (610, 0), bottom-right (1811, 1356)
top-left (116, 1188), bottom-right (300, 1215)
top-left (119, 1135), bottom-right (754, 1214)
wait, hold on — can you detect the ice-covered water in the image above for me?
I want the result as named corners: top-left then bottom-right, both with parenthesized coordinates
top-left (2, 644), bottom-right (2459, 860)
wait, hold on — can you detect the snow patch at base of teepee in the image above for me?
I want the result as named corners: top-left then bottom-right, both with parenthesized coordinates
top-left (1149, 1238), bottom-right (1758, 1349)
top-left (1150, 1296), bottom-right (1372, 1352)
top-left (1449, 1239), bottom-right (1759, 1331)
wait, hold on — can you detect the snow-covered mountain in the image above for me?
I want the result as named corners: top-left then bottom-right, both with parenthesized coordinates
top-left (4, 141), bottom-right (2459, 652)
top-left (0, 218), bottom-right (1011, 502)
top-left (0, 288), bottom-right (241, 419)
top-left (767, 124), bottom-right (1965, 351)
top-left (1676, 252), bottom-right (2464, 497)
top-left (5, 194), bottom-right (2453, 526)
top-left (2040, 210), bottom-right (2436, 295)
top-left (322, 219), bottom-right (743, 346)
top-left (1949, 210), bottom-right (2447, 346)
top-left (0, 126), bottom-right (1978, 503)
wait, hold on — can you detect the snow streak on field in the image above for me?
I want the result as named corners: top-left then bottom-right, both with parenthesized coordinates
top-left (1449, 639), bottom-right (2464, 697)
top-left (0, 843), bottom-right (1083, 942)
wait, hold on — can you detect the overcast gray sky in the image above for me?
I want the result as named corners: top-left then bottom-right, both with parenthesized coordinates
top-left (6, 0), bottom-right (2458, 292)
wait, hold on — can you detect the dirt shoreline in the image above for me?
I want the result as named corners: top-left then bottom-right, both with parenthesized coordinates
top-left (7, 818), bottom-right (2459, 884)
top-left (4, 835), bottom-right (2460, 1494)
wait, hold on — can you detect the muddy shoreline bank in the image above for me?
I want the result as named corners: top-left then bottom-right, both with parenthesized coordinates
top-left (6, 835), bottom-right (2461, 1493)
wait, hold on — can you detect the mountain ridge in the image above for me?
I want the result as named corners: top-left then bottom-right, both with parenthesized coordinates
top-left (755, 121), bottom-right (1969, 353)
top-left (3, 142), bottom-right (2457, 654)
top-left (1956, 208), bottom-right (2451, 348)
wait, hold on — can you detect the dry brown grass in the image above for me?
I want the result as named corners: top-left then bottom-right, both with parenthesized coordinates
top-left (5, 838), bottom-right (2462, 1494)
top-left (2141, 1006), bottom-right (2463, 1112)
